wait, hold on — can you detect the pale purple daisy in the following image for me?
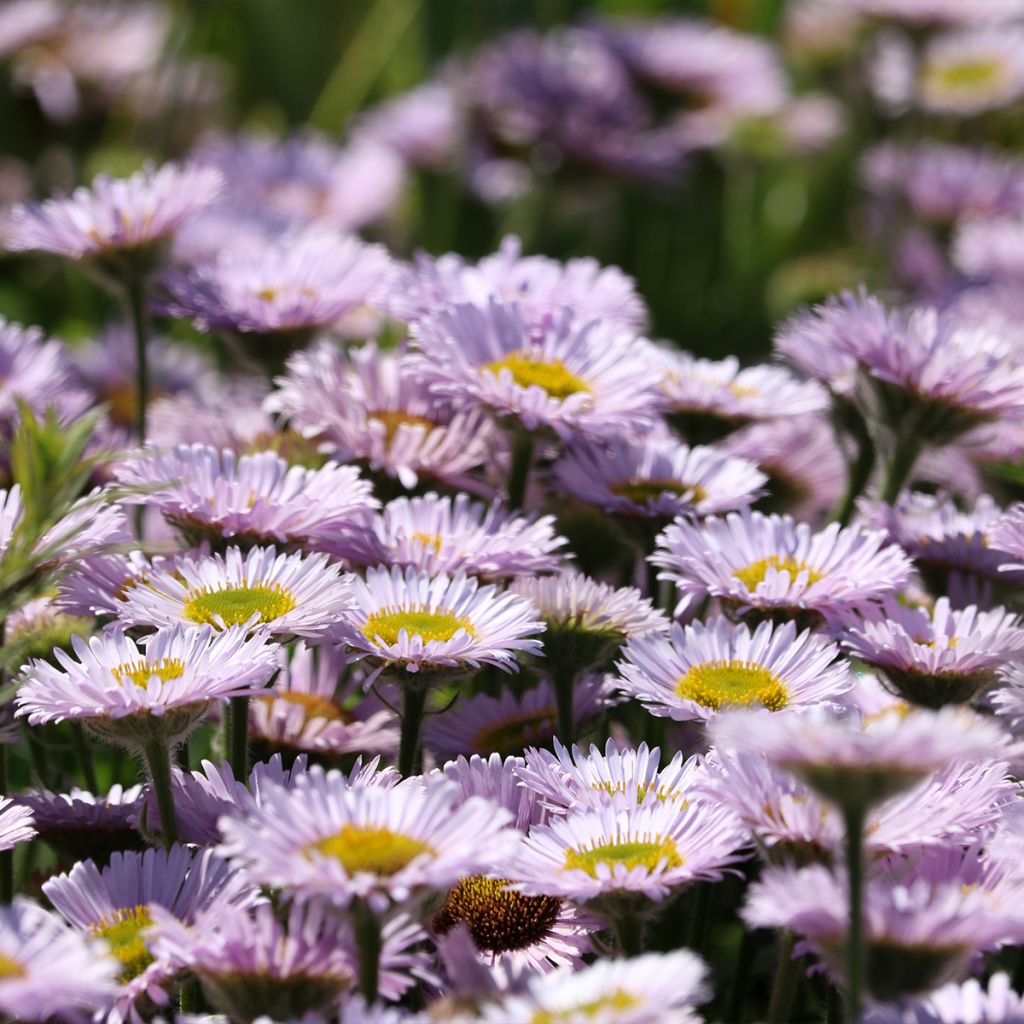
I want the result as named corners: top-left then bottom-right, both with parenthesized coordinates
top-left (423, 676), bottom-right (616, 760)
top-left (512, 798), bottom-right (747, 905)
top-left (483, 950), bottom-right (708, 1024)
top-left (987, 662), bottom-right (1024, 737)
top-left (370, 492), bottom-right (566, 579)
top-left (711, 705), bottom-right (1010, 812)
top-left (249, 643), bottom-right (397, 762)
top-left (617, 617), bottom-right (852, 723)
top-left (55, 549), bottom-right (181, 619)
top-left (115, 545), bottom-right (355, 643)
top-left (15, 784), bottom-right (143, 864)
top-left (955, 213), bottom-right (1024, 282)
top-left (15, 623), bottom-right (280, 747)
top-left (357, 79), bottom-right (460, 170)
top-left (990, 504), bottom-right (1024, 574)
top-left (5, 163), bottom-right (222, 263)
top-left (657, 351), bottom-right (828, 436)
top-left (861, 142), bottom-right (1024, 226)
top-left (853, 0), bottom-right (1024, 25)
top-left (864, 972), bottom-right (1024, 1024)
top-left (722, 417), bottom-right (847, 524)
top-left (157, 226), bottom-right (393, 340)
top-left (553, 435), bottom-right (766, 522)
top-left (918, 26), bottom-right (1024, 116)
top-left (389, 235), bottom-right (648, 332)
top-left (515, 739), bottom-right (706, 815)
top-left (0, 899), bottom-right (116, 1022)
top-left (267, 340), bottom-right (500, 492)
top-left (744, 856), bottom-right (1024, 1001)
top-left (115, 444), bottom-right (379, 561)
top-left (218, 767), bottom-right (521, 912)
top-left (439, 753), bottom-right (546, 832)
top-left (191, 130), bottom-right (405, 234)
top-left (838, 597), bottom-right (1024, 707)
top-left (651, 509), bottom-right (912, 623)
top-left (43, 846), bottom-right (259, 1020)
top-left (409, 301), bottom-right (661, 440)
top-left (337, 566), bottom-right (544, 678)
top-left (0, 798), bottom-right (33, 852)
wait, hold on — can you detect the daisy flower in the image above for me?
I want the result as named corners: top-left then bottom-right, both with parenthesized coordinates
top-left (15, 784), bottom-right (143, 865)
top-left (987, 662), bottom-right (1024, 737)
top-left (853, 0), bottom-right (1024, 26)
top-left (115, 545), bottom-right (355, 643)
top-left (651, 509), bottom-right (912, 624)
top-left (5, 163), bottom-right (222, 267)
top-left (409, 300), bottom-right (661, 440)
top-left (483, 950), bottom-right (709, 1024)
top-left (424, 676), bottom-right (615, 760)
top-left (0, 798), bottom-right (33, 852)
top-left (711, 705), bottom-right (1010, 814)
top-left (115, 444), bottom-right (379, 562)
top-left (218, 767), bottom-right (522, 912)
top-left (249, 643), bottom-right (398, 762)
top-left (337, 566), bottom-right (544, 678)
top-left (267, 340), bottom-right (500, 493)
top-left (515, 739), bottom-right (705, 814)
top-left (43, 846), bottom-right (259, 1021)
top-left (388, 234), bottom-right (648, 332)
top-left (55, 549), bottom-right (179, 619)
top-left (512, 799), bottom-right (747, 907)
top-left (744, 856), bottom-right (1024, 1001)
top-left (918, 26), bottom-right (1024, 116)
top-left (990, 504), bottom-right (1024, 575)
top-left (439, 753), bottom-right (545, 833)
top-left (553, 435), bottom-right (766, 523)
top-left (157, 227), bottom-right (392, 341)
top-left (0, 899), bottom-right (116, 1022)
top-left (657, 351), bottom-right (827, 440)
top-left (370, 492), bottom-right (566, 579)
top-left (358, 79), bottom-right (460, 171)
top-left (617, 617), bottom-right (852, 723)
top-left (838, 597), bottom-right (1024, 707)
top-left (863, 972), bottom-right (1024, 1024)
top-left (16, 623), bottom-right (280, 747)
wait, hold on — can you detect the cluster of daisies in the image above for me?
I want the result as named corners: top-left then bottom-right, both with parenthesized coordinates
top-left (6, 3), bottom-right (1024, 1024)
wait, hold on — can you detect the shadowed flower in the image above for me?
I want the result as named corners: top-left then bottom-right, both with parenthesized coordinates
top-left (863, 972), bottom-right (1024, 1024)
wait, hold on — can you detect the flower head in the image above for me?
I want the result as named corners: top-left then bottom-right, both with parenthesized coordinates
top-left (337, 566), bottom-right (545, 678)
top-left (218, 767), bottom-right (521, 912)
top-left (409, 301), bottom-right (661, 440)
top-left (651, 509), bottom-right (912, 624)
top-left (617, 617), bottom-right (852, 723)
top-left (370, 492), bottom-right (566, 579)
top-left (5, 163), bottom-right (222, 263)
top-left (16, 623), bottom-right (280, 747)
top-left (0, 798), bottom-right (34, 853)
top-left (864, 972), bottom-right (1024, 1024)
top-left (115, 545), bottom-right (355, 643)
top-left (43, 846), bottom-right (259, 1018)
top-left (918, 26), bottom-right (1024, 116)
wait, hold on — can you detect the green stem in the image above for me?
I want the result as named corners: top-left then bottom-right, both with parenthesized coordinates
top-left (178, 977), bottom-right (203, 1014)
top-left (506, 430), bottom-right (535, 511)
top-left (612, 913), bottom-right (645, 958)
top-left (553, 673), bottom-right (575, 749)
top-left (844, 807), bottom-right (866, 1024)
top-left (645, 560), bottom-right (660, 603)
top-left (834, 429), bottom-right (877, 526)
top-left (229, 696), bottom-right (249, 781)
top-left (175, 736), bottom-right (190, 772)
top-left (726, 925), bottom-right (758, 1023)
top-left (352, 897), bottom-right (382, 1005)
top-left (23, 723), bottom-right (50, 789)
top-left (125, 274), bottom-right (151, 446)
top-left (143, 738), bottom-right (179, 848)
top-left (398, 686), bottom-right (428, 778)
top-left (686, 882), bottom-right (715, 953)
top-left (70, 723), bottom-right (98, 792)
top-left (768, 930), bottom-right (800, 1024)
top-left (0, 745), bottom-right (10, 903)
top-left (879, 434), bottom-right (923, 506)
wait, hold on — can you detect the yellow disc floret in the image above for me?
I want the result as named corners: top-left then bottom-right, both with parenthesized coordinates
top-left (676, 659), bottom-right (789, 711)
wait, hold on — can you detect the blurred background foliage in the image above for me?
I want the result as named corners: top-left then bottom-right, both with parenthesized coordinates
top-left (1, 0), bottom-right (867, 360)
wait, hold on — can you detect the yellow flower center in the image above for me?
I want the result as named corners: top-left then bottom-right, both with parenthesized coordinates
top-left (0, 954), bottom-right (25, 981)
top-left (183, 582), bottom-right (297, 628)
top-left (609, 479), bottom-right (707, 506)
top-left (590, 780), bottom-right (687, 805)
top-left (728, 381), bottom-right (760, 399)
top-left (733, 555), bottom-right (824, 591)
top-left (433, 876), bottom-right (562, 954)
top-left (563, 835), bottom-right (683, 877)
top-left (410, 531), bottom-right (444, 554)
top-left (263, 691), bottom-right (351, 723)
top-left (532, 991), bottom-right (641, 1024)
top-left (310, 825), bottom-right (435, 877)
top-left (112, 657), bottom-right (186, 688)
top-left (676, 659), bottom-right (789, 711)
top-left (362, 607), bottom-right (474, 646)
top-left (484, 353), bottom-right (590, 400)
top-left (932, 57), bottom-right (1001, 92)
top-left (369, 410), bottom-right (438, 444)
top-left (472, 708), bottom-right (556, 756)
top-left (90, 905), bottom-right (155, 983)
